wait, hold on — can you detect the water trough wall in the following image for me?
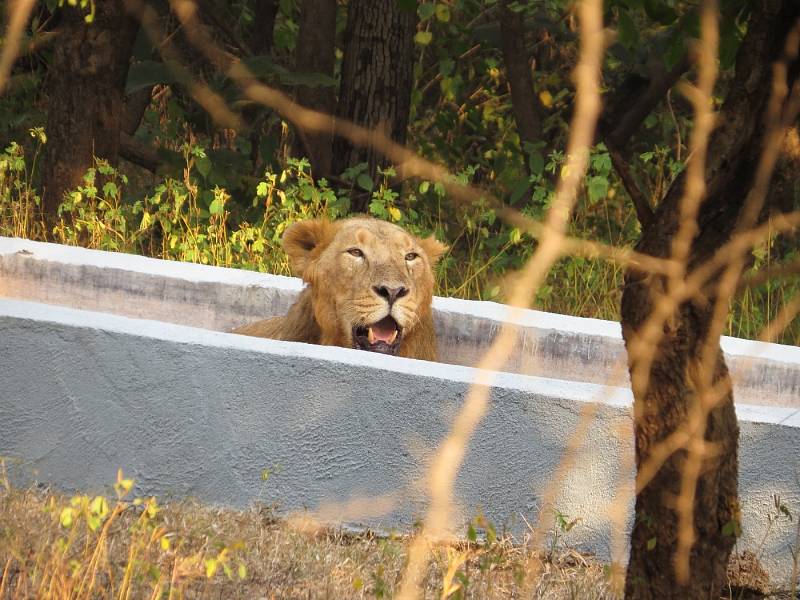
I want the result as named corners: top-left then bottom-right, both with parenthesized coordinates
top-left (1, 237), bottom-right (799, 585)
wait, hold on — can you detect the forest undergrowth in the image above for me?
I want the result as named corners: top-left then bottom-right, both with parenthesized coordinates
top-left (1, 131), bottom-right (797, 345)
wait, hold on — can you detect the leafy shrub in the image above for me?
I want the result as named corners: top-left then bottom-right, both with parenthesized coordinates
top-left (1, 131), bottom-right (797, 345)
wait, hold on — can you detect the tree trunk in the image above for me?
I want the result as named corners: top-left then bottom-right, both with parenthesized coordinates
top-left (621, 3), bottom-right (800, 598)
top-left (251, 0), bottom-right (279, 55)
top-left (292, 0), bottom-right (337, 176)
top-left (243, 0), bottom-right (278, 173)
top-left (498, 0), bottom-right (542, 171)
top-left (40, 1), bottom-right (139, 222)
top-left (331, 0), bottom-right (416, 211)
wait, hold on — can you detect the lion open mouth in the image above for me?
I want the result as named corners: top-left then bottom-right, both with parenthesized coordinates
top-left (352, 316), bottom-right (402, 355)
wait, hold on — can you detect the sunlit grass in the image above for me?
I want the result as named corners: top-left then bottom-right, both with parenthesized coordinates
top-left (0, 471), bottom-right (618, 600)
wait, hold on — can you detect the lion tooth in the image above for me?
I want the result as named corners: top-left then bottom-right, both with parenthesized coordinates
top-left (368, 327), bottom-right (376, 344)
top-left (388, 330), bottom-right (398, 344)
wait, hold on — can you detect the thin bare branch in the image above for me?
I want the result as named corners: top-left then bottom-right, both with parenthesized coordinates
top-left (0, 0), bottom-right (37, 95)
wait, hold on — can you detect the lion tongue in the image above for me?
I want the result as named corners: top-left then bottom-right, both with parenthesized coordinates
top-left (369, 317), bottom-right (398, 344)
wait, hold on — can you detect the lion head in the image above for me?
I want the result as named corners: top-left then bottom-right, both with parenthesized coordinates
top-left (281, 217), bottom-right (447, 360)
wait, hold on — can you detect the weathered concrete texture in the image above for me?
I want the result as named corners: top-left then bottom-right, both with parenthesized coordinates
top-left (1, 300), bottom-right (799, 585)
top-left (1, 236), bottom-right (799, 407)
top-left (1, 237), bottom-right (800, 585)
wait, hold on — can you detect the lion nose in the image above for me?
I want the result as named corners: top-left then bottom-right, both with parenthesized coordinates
top-left (374, 285), bottom-right (408, 305)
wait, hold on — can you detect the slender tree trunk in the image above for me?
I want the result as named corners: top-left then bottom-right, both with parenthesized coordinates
top-left (40, 1), bottom-right (139, 221)
top-left (252, 0), bottom-right (279, 55)
top-left (498, 0), bottom-right (542, 171)
top-left (331, 0), bottom-right (416, 211)
top-left (246, 0), bottom-right (278, 172)
top-left (621, 3), bottom-right (800, 598)
top-left (292, 0), bottom-right (337, 176)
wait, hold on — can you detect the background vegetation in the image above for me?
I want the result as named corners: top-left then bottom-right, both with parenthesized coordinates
top-left (1, 0), bottom-right (797, 343)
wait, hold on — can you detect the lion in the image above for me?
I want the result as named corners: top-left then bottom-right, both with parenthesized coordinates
top-left (232, 217), bottom-right (447, 361)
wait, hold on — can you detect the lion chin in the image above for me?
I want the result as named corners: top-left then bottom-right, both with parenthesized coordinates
top-left (232, 217), bottom-right (447, 362)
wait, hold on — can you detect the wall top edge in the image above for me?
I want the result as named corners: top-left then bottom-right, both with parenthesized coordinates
top-left (2, 236), bottom-right (799, 366)
top-left (2, 297), bottom-right (798, 427)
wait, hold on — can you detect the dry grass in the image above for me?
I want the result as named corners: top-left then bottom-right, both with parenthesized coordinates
top-left (0, 479), bottom-right (618, 600)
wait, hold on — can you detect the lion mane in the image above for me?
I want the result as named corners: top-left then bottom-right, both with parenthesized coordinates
top-left (233, 217), bottom-right (447, 361)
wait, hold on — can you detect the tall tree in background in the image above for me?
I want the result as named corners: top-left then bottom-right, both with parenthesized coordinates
top-left (331, 0), bottom-right (416, 210)
top-left (251, 0), bottom-right (279, 55)
top-left (498, 0), bottom-right (542, 175)
top-left (621, 1), bottom-right (800, 597)
top-left (41, 1), bottom-right (139, 221)
top-left (292, 0), bottom-right (338, 176)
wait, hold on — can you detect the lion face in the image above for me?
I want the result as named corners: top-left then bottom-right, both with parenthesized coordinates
top-left (282, 217), bottom-right (446, 357)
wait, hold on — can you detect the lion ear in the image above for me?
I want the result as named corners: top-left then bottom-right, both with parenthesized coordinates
top-left (282, 219), bottom-right (336, 277)
top-left (418, 235), bottom-right (448, 265)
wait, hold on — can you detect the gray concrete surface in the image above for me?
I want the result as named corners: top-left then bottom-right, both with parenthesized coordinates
top-left (1, 237), bottom-right (799, 586)
top-left (2, 236), bottom-right (799, 407)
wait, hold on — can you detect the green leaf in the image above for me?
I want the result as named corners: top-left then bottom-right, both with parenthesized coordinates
top-left (87, 515), bottom-right (101, 532)
top-left (528, 151), bottom-right (544, 176)
top-left (102, 182), bottom-right (118, 198)
top-left (356, 173), bottom-right (374, 192)
top-left (587, 175), bottom-right (608, 204)
top-left (591, 151), bottom-right (611, 175)
top-left (646, 537), bottom-right (657, 551)
top-left (418, 3), bottom-right (435, 20)
top-left (89, 495), bottom-right (109, 518)
top-left (439, 59), bottom-right (455, 77)
top-left (414, 31), bottom-right (433, 46)
top-left (59, 507), bottom-right (75, 528)
top-left (509, 179), bottom-right (529, 204)
top-left (369, 200), bottom-right (387, 218)
top-left (256, 181), bottom-right (268, 197)
top-left (209, 198), bottom-right (224, 214)
top-left (419, 181), bottom-right (430, 194)
top-left (196, 155), bottom-right (212, 178)
top-left (435, 4), bottom-right (451, 22)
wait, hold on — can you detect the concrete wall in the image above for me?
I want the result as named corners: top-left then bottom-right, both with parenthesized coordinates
top-left (2, 237), bottom-right (798, 407)
top-left (1, 237), bottom-right (799, 585)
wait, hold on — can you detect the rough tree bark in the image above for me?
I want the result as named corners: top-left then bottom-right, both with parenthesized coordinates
top-left (292, 0), bottom-right (337, 176)
top-left (40, 1), bottom-right (139, 221)
top-left (498, 0), bottom-right (542, 172)
top-left (331, 0), bottom-right (416, 211)
top-left (621, 2), bottom-right (800, 598)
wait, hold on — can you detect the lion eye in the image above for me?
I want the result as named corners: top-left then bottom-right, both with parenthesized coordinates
top-left (347, 248), bottom-right (364, 258)
top-left (405, 252), bottom-right (419, 261)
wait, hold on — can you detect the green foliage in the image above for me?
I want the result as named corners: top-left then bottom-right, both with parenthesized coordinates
top-left (1, 0), bottom-right (796, 347)
top-left (2, 132), bottom-right (798, 345)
